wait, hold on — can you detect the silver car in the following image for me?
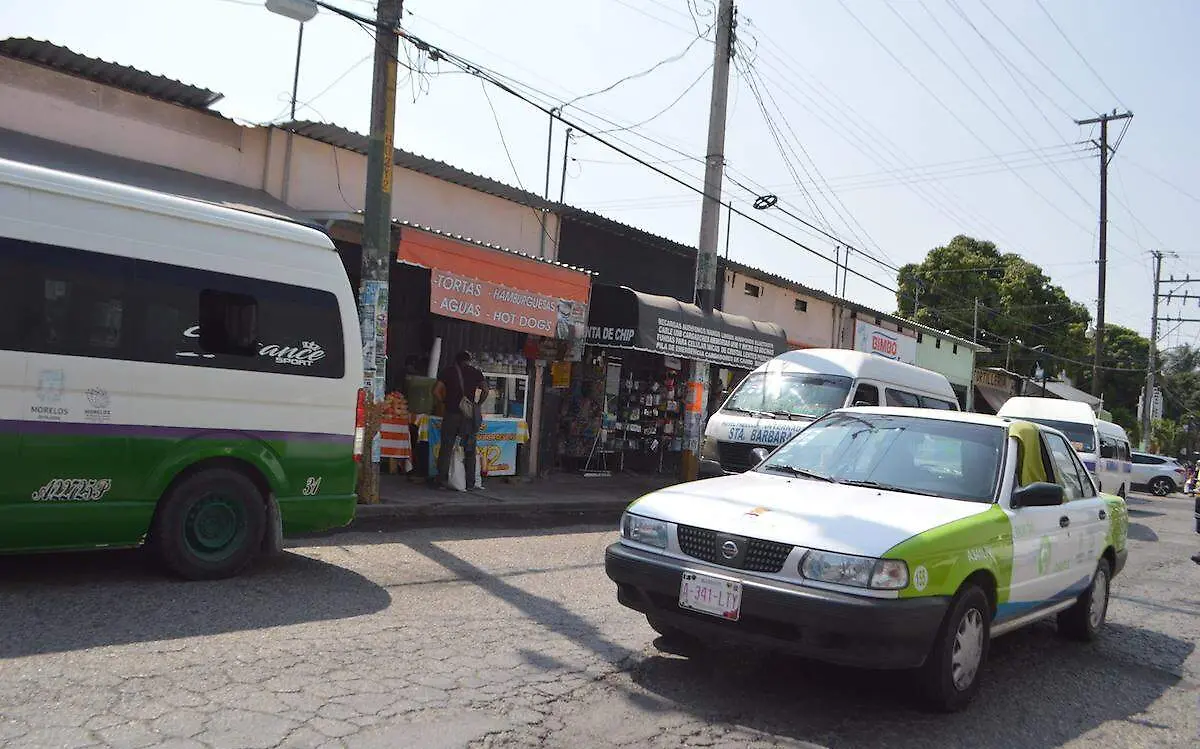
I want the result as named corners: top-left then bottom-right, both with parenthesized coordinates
top-left (1130, 452), bottom-right (1186, 496)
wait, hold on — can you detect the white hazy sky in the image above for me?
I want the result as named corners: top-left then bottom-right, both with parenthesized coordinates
top-left (4, 0), bottom-right (1199, 350)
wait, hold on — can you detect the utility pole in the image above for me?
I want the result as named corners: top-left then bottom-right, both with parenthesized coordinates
top-left (1141, 251), bottom-right (1163, 450)
top-left (557, 127), bottom-right (573, 203)
top-left (538, 108), bottom-right (558, 258)
top-left (972, 297), bottom-right (979, 343)
top-left (681, 0), bottom-right (735, 482)
top-left (1076, 109), bottom-right (1133, 398)
top-left (358, 0), bottom-right (403, 503)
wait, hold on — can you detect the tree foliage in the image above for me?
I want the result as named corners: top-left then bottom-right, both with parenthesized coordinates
top-left (896, 235), bottom-right (1092, 380)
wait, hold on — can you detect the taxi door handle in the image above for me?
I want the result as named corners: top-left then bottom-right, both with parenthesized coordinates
top-left (1098, 509), bottom-right (1107, 520)
top-left (1059, 516), bottom-right (1070, 528)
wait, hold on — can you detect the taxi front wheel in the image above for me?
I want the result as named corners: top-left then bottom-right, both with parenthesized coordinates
top-left (917, 584), bottom-right (991, 712)
top-left (1057, 558), bottom-right (1111, 641)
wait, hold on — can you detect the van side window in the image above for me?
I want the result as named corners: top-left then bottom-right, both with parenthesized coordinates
top-left (851, 384), bottom-right (879, 406)
top-left (919, 395), bottom-right (956, 410)
top-left (885, 388), bottom-right (921, 408)
top-left (2, 234), bottom-right (345, 378)
top-left (1099, 435), bottom-right (1116, 460)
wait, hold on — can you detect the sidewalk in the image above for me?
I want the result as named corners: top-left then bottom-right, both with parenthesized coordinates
top-left (354, 470), bottom-right (680, 522)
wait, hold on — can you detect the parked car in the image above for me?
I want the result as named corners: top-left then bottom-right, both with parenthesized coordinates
top-left (1130, 452), bottom-right (1185, 496)
top-left (606, 408), bottom-right (1129, 712)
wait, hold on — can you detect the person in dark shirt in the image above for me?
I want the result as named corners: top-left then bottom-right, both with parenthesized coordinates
top-left (433, 350), bottom-right (487, 490)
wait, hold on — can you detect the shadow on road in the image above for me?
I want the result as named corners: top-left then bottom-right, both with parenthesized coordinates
top-left (0, 549), bottom-right (390, 659)
top-left (1127, 521), bottom-right (1161, 542)
top-left (626, 619), bottom-right (1191, 748)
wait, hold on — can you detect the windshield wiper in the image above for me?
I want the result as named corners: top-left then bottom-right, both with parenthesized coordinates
top-left (725, 407), bottom-right (777, 419)
top-left (837, 479), bottom-right (928, 496)
top-left (760, 464), bottom-right (835, 482)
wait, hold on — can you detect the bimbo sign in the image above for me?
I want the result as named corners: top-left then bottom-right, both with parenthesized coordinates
top-left (854, 320), bottom-right (916, 364)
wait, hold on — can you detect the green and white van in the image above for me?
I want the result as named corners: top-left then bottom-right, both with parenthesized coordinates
top-left (0, 158), bottom-right (362, 579)
top-left (607, 407), bottom-right (1129, 711)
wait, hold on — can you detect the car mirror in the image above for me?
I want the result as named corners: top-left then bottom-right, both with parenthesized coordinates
top-left (750, 447), bottom-right (771, 465)
top-left (852, 401), bottom-right (875, 407)
top-left (1011, 482), bottom-right (1064, 508)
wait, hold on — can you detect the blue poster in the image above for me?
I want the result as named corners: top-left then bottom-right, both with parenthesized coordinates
top-left (425, 417), bottom-right (525, 477)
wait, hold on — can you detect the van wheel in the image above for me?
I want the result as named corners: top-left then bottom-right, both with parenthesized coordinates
top-left (152, 469), bottom-right (266, 580)
top-left (917, 585), bottom-right (990, 712)
top-left (1058, 558), bottom-right (1110, 641)
top-left (1149, 477), bottom-right (1173, 497)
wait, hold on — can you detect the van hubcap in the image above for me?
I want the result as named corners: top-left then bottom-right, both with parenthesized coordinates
top-left (184, 493), bottom-right (246, 559)
top-left (951, 608), bottom-right (984, 691)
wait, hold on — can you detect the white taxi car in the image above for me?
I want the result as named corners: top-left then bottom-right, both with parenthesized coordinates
top-left (605, 408), bottom-right (1129, 711)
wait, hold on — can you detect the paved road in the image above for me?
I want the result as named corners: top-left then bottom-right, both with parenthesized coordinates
top-left (1, 491), bottom-right (1196, 749)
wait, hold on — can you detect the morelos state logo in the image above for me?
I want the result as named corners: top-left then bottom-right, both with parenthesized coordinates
top-left (86, 387), bottom-right (110, 409)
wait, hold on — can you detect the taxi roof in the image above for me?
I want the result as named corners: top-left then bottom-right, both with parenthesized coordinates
top-left (837, 406), bottom-right (1027, 431)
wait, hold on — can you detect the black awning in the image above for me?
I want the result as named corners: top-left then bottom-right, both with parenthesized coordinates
top-left (585, 285), bottom-right (788, 370)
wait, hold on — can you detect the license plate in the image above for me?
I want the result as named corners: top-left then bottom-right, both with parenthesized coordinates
top-left (679, 571), bottom-right (742, 621)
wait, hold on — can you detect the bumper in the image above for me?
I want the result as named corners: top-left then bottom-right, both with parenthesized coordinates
top-left (605, 542), bottom-right (950, 670)
top-left (278, 493), bottom-right (356, 534)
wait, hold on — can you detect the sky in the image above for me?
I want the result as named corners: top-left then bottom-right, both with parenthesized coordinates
top-left (4, 0), bottom-right (1200, 353)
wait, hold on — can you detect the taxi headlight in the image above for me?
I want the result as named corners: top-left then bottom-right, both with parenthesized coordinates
top-left (800, 551), bottom-right (909, 590)
top-left (621, 513), bottom-right (669, 548)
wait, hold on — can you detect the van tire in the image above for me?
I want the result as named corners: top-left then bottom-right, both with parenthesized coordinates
top-left (917, 584), bottom-right (990, 712)
top-left (152, 468), bottom-right (266, 580)
top-left (1058, 558), bottom-right (1110, 642)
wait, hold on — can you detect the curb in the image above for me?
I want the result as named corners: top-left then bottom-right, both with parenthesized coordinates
top-left (345, 499), bottom-right (631, 527)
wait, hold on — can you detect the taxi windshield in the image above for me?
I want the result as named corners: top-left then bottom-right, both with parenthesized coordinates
top-left (757, 413), bottom-right (1006, 503)
top-left (722, 372), bottom-right (853, 419)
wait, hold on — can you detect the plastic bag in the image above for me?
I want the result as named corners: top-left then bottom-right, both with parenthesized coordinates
top-left (446, 446), bottom-right (484, 491)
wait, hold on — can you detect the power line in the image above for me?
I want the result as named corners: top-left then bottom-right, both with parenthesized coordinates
top-left (596, 63), bottom-right (712, 134)
top-left (562, 29), bottom-right (710, 111)
top-left (1035, 0), bottom-right (1127, 109)
top-left (479, 80), bottom-right (526, 190)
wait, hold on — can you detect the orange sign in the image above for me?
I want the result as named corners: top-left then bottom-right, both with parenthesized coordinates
top-left (399, 227), bottom-right (591, 339)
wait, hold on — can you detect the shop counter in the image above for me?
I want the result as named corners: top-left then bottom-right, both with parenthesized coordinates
top-left (413, 414), bottom-right (529, 477)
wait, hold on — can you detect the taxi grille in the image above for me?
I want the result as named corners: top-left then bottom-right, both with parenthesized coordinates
top-left (716, 441), bottom-right (773, 473)
top-left (676, 524), bottom-right (794, 573)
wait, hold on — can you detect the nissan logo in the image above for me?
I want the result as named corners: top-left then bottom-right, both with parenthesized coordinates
top-left (721, 540), bottom-right (739, 559)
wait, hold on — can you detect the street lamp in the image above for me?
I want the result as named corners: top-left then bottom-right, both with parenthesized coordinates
top-left (265, 1), bottom-right (318, 205)
top-left (1027, 344), bottom-right (1047, 397)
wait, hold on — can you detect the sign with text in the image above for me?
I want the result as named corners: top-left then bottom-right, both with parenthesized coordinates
top-left (854, 320), bottom-right (916, 364)
top-left (430, 268), bottom-right (586, 339)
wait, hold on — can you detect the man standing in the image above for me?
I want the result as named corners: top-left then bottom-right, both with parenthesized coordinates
top-left (434, 350), bottom-right (486, 490)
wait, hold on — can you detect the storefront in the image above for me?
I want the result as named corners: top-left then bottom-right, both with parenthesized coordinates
top-left (380, 224), bottom-right (591, 480)
top-left (556, 284), bottom-right (787, 475)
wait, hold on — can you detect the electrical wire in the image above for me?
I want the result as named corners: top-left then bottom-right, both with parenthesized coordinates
top-left (562, 30), bottom-right (711, 111)
top-left (1035, 0), bottom-right (1127, 109)
top-left (596, 63), bottom-right (712, 134)
top-left (480, 80), bottom-right (527, 191)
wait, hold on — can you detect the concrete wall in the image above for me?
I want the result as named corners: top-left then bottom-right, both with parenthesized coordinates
top-left (720, 270), bottom-right (836, 349)
top-left (915, 334), bottom-right (976, 388)
top-left (0, 55), bottom-right (557, 259)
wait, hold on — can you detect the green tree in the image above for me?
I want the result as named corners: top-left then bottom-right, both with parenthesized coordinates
top-left (896, 235), bottom-right (1091, 378)
top-left (1082, 324), bottom-right (1149, 421)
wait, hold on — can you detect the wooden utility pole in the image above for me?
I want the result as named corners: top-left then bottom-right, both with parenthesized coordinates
top-left (1076, 109), bottom-right (1133, 398)
top-left (681, 0), bottom-right (735, 481)
top-left (358, 0), bottom-right (403, 502)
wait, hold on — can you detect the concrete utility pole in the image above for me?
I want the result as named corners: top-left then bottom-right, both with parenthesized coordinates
top-left (681, 0), bottom-right (735, 482)
top-left (1076, 109), bottom-right (1133, 398)
top-left (358, 0), bottom-right (403, 502)
top-left (1141, 251), bottom-right (1163, 450)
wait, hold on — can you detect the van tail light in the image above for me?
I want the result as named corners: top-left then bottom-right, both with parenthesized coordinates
top-left (353, 387), bottom-right (366, 461)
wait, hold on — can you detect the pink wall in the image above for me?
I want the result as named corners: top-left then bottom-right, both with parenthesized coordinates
top-left (721, 270), bottom-right (837, 349)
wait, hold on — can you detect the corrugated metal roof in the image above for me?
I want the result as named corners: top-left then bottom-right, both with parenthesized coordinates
top-left (0, 38), bottom-right (223, 111)
top-left (396, 220), bottom-right (596, 276)
top-left (281, 120), bottom-right (557, 212)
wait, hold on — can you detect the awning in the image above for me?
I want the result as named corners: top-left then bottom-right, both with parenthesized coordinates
top-left (397, 225), bottom-right (591, 340)
top-left (975, 384), bottom-right (1012, 414)
top-left (585, 284), bottom-right (788, 370)
top-left (0, 127), bottom-right (310, 224)
top-left (1042, 380), bottom-right (1101, 407)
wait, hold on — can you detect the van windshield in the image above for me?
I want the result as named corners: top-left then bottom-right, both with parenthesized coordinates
top-left (723, 372), bottom-right (853, 419)
top-left (1011, 417), bottom-right (1096, 453)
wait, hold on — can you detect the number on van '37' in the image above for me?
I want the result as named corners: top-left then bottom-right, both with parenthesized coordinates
top-left (302, 477), bottom-right (323, 496)
top-left (32, 479), bottom-right (112, 502)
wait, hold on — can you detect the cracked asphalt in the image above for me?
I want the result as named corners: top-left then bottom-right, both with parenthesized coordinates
top-left (1, 490), bottom-right (1197, 749)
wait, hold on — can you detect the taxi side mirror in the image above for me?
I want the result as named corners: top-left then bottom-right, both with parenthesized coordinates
top-left (750, 447), bottom-right (771, 465)
top-left (1011, 482), bottom-right (1064, 508)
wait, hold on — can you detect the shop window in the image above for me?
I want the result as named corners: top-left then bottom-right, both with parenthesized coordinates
top-left (744, 282), bottom-right (761, 297)
top-left (794, 298), bottom-right (807, 312)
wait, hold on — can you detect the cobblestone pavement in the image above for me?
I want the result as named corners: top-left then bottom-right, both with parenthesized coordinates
top-left (1, 492), bottom-right (1196, 749)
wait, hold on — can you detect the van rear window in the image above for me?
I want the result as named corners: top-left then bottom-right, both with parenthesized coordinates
top-left (1012, 417), bottom-right (1096, 453)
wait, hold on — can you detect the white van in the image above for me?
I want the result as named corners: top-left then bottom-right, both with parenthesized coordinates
top-left (699, 349), bottom-right (959, 476)
top-left (0, 158), bottom-right (363, 579)
top-left (996, 397), bottom-right (1132, 497)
